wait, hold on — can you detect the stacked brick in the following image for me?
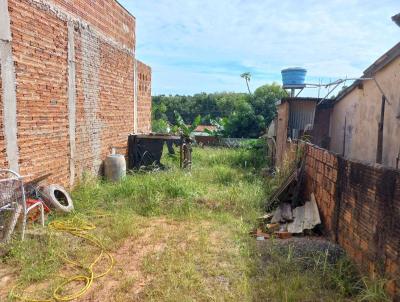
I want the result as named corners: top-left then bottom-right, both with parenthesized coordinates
top-left (0, 0), bottom-right (152, 187)
top-left (301, 142), bottom-right (400, 300)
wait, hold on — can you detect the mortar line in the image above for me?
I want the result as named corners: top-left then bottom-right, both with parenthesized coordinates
top-left (67, 21), bottom-right (76, 186)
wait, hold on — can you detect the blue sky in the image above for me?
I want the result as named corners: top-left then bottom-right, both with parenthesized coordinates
top-left (119, 0), bottom-right (399, 96)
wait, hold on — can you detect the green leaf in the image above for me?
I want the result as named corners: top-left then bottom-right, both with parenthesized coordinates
top-left (204, 128), bottom-right (213, 136)
top-left (189, 115), bottom-right (202, 133)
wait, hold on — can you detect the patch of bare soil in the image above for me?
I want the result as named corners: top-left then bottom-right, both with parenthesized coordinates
top-left (73, 218), bottom-right (182, 302)
top-left (0, 265), bottom-right (17, 300)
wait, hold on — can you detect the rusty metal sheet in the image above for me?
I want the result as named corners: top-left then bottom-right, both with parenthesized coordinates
top-left (289, 101), bottom-right (317, 131)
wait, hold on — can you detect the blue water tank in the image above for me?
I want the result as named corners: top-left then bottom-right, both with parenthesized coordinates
top-left (281, 67), bottom-right (307, 88)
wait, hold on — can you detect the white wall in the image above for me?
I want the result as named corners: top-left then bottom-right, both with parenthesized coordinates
top-left (329, 56), bottom-right (400, 168)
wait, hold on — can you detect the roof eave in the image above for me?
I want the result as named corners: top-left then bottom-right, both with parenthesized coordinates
top-left (363, 42), bottom-right (400, 76)
top-left (281, 97), bottom-right (322, 103)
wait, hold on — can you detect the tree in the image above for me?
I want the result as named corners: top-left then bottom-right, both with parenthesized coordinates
top-left (223, 101), bottom-right (264, 138)
top-left (251, 83), bottom-right (286, 127)
top-left (240, 72), bottom-right (252, 95)
top-left (151, 83), bottom-right (285, 138)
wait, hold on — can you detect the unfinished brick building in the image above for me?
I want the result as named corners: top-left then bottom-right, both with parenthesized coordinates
top-left (0, 0), bottom-right (152, 187)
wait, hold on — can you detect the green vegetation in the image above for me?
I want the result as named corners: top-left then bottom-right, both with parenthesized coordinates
top-left (1, 147), bottom-right (390, 301)
top-left (174, 111), bottom-right (201, 138)
top-left (252, 241), bottom-right (390, 302)
top-left (152, 83), bottom-right (286, 138)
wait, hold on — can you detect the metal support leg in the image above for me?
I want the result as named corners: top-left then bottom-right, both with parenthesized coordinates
top-left (21, 209), bottom-right (26, 241)
top-left (39, 202), bottom-right (45, 227)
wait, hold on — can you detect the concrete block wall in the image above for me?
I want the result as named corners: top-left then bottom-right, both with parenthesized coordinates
top-left (0, 0), bottom-right (152, 187)
top-left (301, 142), bottom-right (400, 300)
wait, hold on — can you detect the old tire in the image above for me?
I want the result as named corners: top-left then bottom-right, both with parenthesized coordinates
top-left (40, 185), bottom-right (74, 213)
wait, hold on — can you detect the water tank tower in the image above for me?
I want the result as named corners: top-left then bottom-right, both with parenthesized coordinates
top-left (281, 67), bottom-right (307, 97)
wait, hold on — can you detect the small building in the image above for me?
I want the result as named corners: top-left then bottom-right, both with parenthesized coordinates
top-left (192, 125), bottom-right (218, 146)
top-left (274, 39), bottom-right (400, 169)
top-left (192, 125), bottom-right (217, 137)
top-left (274, 97), bottom-right (332, 166)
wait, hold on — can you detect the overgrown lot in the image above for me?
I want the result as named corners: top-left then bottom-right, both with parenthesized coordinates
top-left (0, 147), bottom-right (389, 301)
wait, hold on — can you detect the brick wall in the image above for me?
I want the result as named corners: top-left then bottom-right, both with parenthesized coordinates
top-left (73, 25), bottom-right (135, 177)
top-left (0, 0), bottom-right (152, 187)
top-left (301, 142), bottom-right (400, 300)
top-left (137, 60), bottom-right (152, 133)
top-left (51, 0), bottom-right (135, 50)
top-left (10, 0), bottom-right (71, 185)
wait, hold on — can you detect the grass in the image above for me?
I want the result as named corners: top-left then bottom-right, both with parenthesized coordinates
top-left (252, 240), bottom-right (391, 302)
top-left (0, 145), bottom-right (391, 301)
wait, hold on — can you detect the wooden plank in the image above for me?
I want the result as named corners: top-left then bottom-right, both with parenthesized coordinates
top-left (276, 102), bottom-right (289, 167)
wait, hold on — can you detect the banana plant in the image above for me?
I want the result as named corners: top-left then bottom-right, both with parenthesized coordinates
top-left (174, 111), bottom-right (201, 138)
top-left (174, 111), bottom-right (201, 169)
top-left (204, 118), bottom-right (227, 137)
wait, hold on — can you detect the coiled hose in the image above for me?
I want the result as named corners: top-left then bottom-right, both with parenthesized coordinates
top-left (11, 218), bottom-right (114, 302)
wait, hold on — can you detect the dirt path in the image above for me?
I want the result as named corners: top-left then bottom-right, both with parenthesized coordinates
top-left (0, 265), bottom-right (17, 300)
top-left (76, 218), bottom-right (176, 302)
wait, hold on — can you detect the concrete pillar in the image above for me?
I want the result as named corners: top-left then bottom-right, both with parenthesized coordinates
top-left (0, 0), bottom-right (19, 172)
top-left (0, 0), bottom-right (11, 41)
top-left (67, 21), bottom-right (76, 186)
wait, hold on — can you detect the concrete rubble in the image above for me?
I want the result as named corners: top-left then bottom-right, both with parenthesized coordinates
top-left (253, 193), bottom-right (321, 240)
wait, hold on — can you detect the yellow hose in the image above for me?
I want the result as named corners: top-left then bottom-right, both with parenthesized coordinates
top-left (11, 218), bottom-right (114, 302)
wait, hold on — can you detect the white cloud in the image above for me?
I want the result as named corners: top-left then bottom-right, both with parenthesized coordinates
top-left (120, 0), bottom-right (399, 95)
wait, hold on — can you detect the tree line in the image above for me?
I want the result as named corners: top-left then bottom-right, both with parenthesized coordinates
top-left (152, 83), bottom-right (286, 138)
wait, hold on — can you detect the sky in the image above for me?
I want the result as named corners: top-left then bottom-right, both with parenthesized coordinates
top-left (119, 0), bottom-right (399, 96)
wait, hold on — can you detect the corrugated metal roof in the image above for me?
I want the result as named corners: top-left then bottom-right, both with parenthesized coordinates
top-left (282, 97), bottom-right (321, 103)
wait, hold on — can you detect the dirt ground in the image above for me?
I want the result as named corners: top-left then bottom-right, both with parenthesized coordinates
top-left (0, 217), bottom-right (231, 302)
top-left (76, 219), bottom-right (172, 302)
top-left (0, 219), bottom-right (181, 301)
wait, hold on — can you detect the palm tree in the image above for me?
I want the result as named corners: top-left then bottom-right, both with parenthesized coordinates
top-left (241, 72), bottom-right (252, 95)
